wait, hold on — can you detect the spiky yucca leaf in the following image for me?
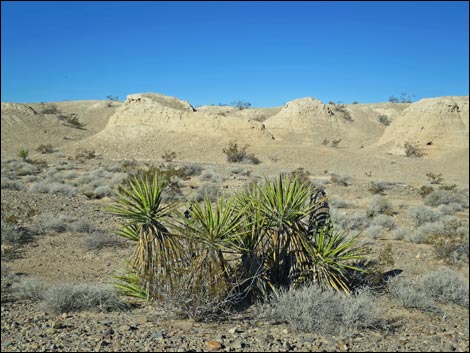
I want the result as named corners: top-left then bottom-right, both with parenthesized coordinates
top-left (234, 175), bottom-right (320, 297)
top-left (113, 270), bottom-right (148, 301)
top-left (106, 174), bottom-right (176, 226)
top-left (302, 227), bottom-right (368, 292)
top-left (106, 172), bottom-right (184, 299)
top-left (182, 195), bottom-right (247, 252)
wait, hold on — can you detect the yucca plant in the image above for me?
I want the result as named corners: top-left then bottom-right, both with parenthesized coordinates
top-left (236, 174), bottom-right (368, 298)
top-left (178, 195), bottom-right (247, 284)
top-left (301, 227), bottom-right (369, 292)
top-left (233, 175), bottom-right (320, 299)
top-left (106, 173), bottom-right (183, 299)
top-left (113, 268), bottom-right (148, 301)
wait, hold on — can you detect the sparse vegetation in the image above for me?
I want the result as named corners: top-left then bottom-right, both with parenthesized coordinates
top-left (107, 172), bottom-right (369, 321)
top-left (222, 140), bottom-right (261, 164)
top-left (377, 114), bottom-right (391, 126)
top-left (161, 150), bottom-right (177, 162)
top-left (388, 93), bottom-right (415, 103)
top-left (388, 268), bottom-right (468, 311)
top-left (330, 138), bottom-right (342, 147)
top-left (75, 148), bottom-right (96, 160)
top-left (17, 148), bottom-right (29, 162)
top-left (230, 100), bottom-right (252, 110)
top-left (334, 104), bottom-right (353, 121)
top-left (40, 103), bottom-right (60, 114)
top-left (366, 195), bottom-right (394, 217)
top-left (58, 113), bottom-right (85, 129)
top-left (35, 144), bottom-right (55, 154)
top-left (106, 95), bottom-right (119, 107)
top-left (404, 141), bottom-right (424, 157)
top-left (13, 279), bottom-right (128, 313)
top-left (426, 172), bottom-right (444, 184)
top-left (259, 285), bottom-right (384, 335)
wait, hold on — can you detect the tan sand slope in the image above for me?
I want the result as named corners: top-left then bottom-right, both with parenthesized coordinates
top-left (376, 96), bottom-right (469, 156)
top-left (1, 93), bottom-right (468, 186)
top-left (73, 93), bottom-right (276, 162)
top-left (263, 98), bottom-right (409, 147)
top-left (1, 100), bottom-right (119, 156)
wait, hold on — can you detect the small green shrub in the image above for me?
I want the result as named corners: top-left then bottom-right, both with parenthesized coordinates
top-left (17, 148), bottom-right (29, 161)
top-left (404, 141), bottom-right (424, 157)
top-left (40, 103), bottom-right (60, 114)
top-left (161, 150), bottom-right (177, 162)
top-left (222, 141), bottom-right (260, 164)
top-left (75, 149), bottom-right (96, 160)
top-left (426, 172), bottom-right (444, 185)
top-left (418, 185), bottom-right (434, 198)
top-left (377, 115), bottom-right (391, 126)
top-left (58, 114), bottom-right (85, 129)
top-left (330, 138), bottom-right (342, 147)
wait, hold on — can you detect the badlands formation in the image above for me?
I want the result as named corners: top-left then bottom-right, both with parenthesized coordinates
top-left (2, 92), bottom-right (469, 186)
top-left (1, 93), bottom-right (469, 352)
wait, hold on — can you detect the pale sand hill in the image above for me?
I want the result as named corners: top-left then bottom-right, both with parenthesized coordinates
top-left (1, 93), bottom-right (468, 186)
top-left (1, 100), bottom-right (120, 156)
top-left (376, 96), bottom-right (469, 156)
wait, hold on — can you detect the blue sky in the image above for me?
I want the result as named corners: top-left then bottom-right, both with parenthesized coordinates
top-left (1, 1), bottom-right (468, 107)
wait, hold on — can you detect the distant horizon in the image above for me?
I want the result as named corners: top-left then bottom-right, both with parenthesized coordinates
top-left (2, 91), bottom-right (469, 108)
top-left (2, 1), bottom-right (468, 107)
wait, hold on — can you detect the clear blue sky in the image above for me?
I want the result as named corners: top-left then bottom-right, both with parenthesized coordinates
top-left (1, 1), bottom-right (469, 107)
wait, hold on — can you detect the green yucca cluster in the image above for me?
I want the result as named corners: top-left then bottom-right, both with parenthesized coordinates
top-left (107, 172), bottom-right (369, 315)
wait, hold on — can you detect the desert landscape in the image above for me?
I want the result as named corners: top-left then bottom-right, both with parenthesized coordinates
top-left (1, 92), bottom-right (469, 352)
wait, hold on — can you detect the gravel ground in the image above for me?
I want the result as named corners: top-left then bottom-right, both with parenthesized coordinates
top-left (1, 160), bottom-right (469, 352)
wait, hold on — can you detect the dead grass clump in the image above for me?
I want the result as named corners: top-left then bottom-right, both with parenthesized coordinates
top-left (387, 276), bottom-right (438, 312)
top-left (36, 144), bottom-right (55, 154)
top-left (75, 149), bottom-right (96, 160)
top-left (33, 213), bottom-right (94, 234)
top-left (231, 167), bottom-right (251, 176)
top-left (329, 196), bottom-right (355, 209)
top-left (329, 173), bottom-right (351, 186)
top-left (84, 231), bottom-right (126, 251)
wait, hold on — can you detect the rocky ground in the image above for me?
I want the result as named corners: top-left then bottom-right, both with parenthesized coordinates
top-left (1, 154), bottom-right (469, 352)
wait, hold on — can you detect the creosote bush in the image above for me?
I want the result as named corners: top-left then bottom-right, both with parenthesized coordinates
top-left (222, 140), bottom-right (260, 164)
top-left (404, 141), bottom-right (424, 157)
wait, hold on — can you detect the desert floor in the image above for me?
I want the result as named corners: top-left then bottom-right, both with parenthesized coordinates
top-left (1, 94), bottom-right (468, 352)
